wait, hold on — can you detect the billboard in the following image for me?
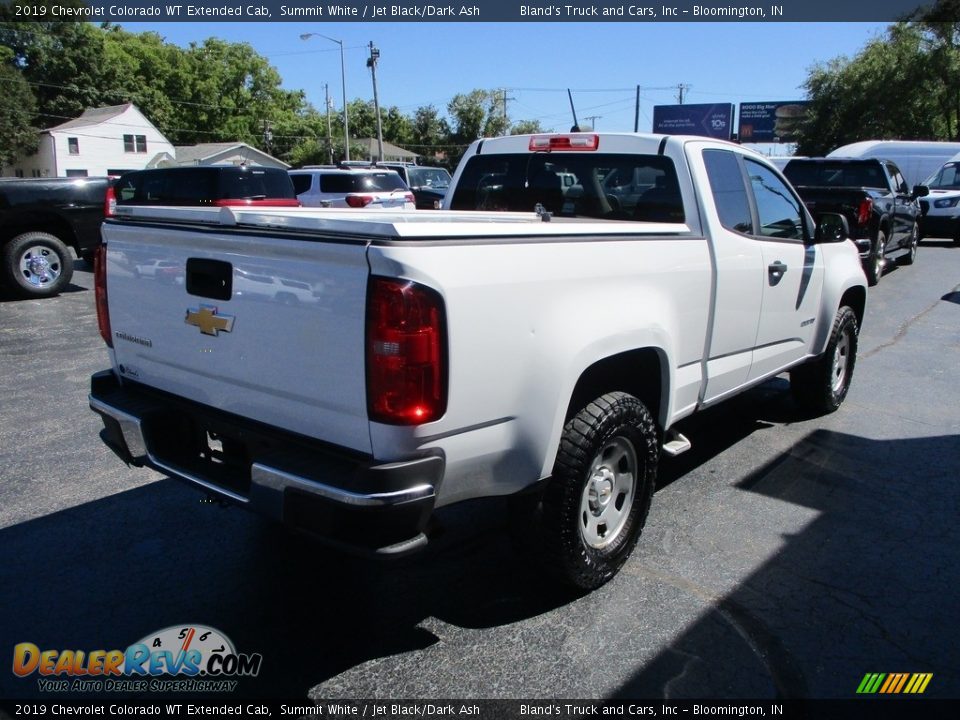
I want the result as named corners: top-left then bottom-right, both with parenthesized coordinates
top-left (652, 104), bottom-right (734, 140)
top-left (738, 101), bottom-right (810, 143)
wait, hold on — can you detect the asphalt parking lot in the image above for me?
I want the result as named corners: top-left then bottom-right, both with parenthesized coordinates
top-left (0, 241), bottom-right (958, 701)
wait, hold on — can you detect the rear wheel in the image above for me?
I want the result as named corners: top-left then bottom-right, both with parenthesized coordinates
top-left (531, 392), bottom-right (659, 590)
top-left (791, 306), bottom-right (858, 414)
top-left (0, 232), bottom-right (74, 299)
top-left (864, 230), bottom-right (885, 286)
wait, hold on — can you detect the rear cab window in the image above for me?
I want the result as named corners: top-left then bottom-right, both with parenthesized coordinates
top-left (449, 153), bottom-right (685, 222)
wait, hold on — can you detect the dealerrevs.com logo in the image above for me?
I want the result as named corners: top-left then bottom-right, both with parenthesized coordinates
top-left (13, 625), bottom-right (262, 693)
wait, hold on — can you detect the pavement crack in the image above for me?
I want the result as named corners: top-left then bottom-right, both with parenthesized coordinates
top-left (862, 289), bottom-right (955, 360)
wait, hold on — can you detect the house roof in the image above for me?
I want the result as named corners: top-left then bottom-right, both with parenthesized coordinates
top-left (174, 142), bottom-right (290, 168)
top-left (355, 138), bottom-right (419, 160)
top-left (47, 103), bottom-right (133, 131)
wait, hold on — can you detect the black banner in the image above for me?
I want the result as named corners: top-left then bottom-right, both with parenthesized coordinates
top-left (0, 0), bottom-right (949, 23)
top-left (2, 699), bottom-right (960, 720)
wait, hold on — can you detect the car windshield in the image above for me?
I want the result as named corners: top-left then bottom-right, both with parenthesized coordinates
top-left (925, 162), bottom-right (960, 189)
top-left (449, 153), bottom-right (685, 222)
top-left (783, 161), bottom-right (887, 189)
top-left (407, 168), bottom-right (451, 189)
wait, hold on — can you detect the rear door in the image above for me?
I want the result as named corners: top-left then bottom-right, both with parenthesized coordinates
top-left (103, 219), bottom-right (373, 453)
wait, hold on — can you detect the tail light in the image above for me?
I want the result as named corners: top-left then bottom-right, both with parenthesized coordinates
top-left (346, 194), bottom-right (375, 208)
top-left (104, 185), bottom-right (116, 217)
top-left (856, 198), bottom-right (873, 227)
top-left (404, 192), bottom-right (416, 205)
top-left (94, 244), bottom-right (112, 348)
top-left (366, 278), bottom-right (446, 425)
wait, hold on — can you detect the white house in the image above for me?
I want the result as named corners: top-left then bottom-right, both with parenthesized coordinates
top-left (173, 142), bottom-right (289, 169)
top-left (3, 103), bottom-right (175, 178)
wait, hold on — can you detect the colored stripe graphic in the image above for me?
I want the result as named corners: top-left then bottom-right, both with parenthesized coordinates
top-left (857, 673), bottom-right (932, 694)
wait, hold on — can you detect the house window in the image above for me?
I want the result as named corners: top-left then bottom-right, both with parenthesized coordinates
top-left (68, 137), bottom-right (79, 154)
top-left (123, 134), bottom-right (148, 153)
top-left (66, 169), bottom-right (88, 177)
top-left (15, 169), bottom-right (24, 178)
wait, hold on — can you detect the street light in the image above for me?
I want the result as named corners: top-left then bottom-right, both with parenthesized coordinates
top-left (300, 33), bottom-right (350, 161)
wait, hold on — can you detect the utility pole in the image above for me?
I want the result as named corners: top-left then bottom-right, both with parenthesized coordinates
top-left (584, 115), bottom-right (602, 130)
top-left (501, 88), bottom-right (514, 133)
top-left (367, 41), bottom-right (384, 163)
top-left (300, 33), bottom-right (349, 161)
top-left (634, 85), bottom-right (640, 132)
top-left (677, 83), bottom-right (690, 105)
top-left (325, 83), bottom-right (334, 164)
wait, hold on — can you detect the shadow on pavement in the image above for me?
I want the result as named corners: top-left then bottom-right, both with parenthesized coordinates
top-left (616, 429), bottom-right (960, 699)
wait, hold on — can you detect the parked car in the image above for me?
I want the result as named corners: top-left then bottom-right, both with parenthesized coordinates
top-left (112, 166), bottom-right (300, 209)
top-left (376, 162), bottom-right (452, 209)
top-left (783, 157), bottom-right (928, 285)
top-left (289, 166), bottom-right (416, 210)
top-left (0, 176), bottom-right (111, 298)
top-left (917, 155), bottom-right (960, 244)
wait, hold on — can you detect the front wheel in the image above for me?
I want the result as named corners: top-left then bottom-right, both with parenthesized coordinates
top-left (0, 232), bottom-right (74, 299)
top-left (791, 306), bottom-right (859, 414)
top-left (537, 392), bottom-right (659, 590)
top-left (900, 225), bottom-right (919, 265)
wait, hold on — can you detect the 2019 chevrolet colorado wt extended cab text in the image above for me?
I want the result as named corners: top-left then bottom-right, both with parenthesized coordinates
top-left (89, 133), bottom-right (867, 590)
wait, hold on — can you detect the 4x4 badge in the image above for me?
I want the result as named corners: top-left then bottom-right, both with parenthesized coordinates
top-left (185, 305), bottom-right (235, 336)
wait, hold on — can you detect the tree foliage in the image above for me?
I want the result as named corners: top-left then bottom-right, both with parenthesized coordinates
top-left (0, 61), bottom-right (38, 167)
top-left (796, 6), bottom-right (960, 155)
top-left (0, 20), bottom-right (542, 169)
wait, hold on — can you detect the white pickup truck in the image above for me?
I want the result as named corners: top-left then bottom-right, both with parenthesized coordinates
top-left (89, 133), bottom-right (867, 590)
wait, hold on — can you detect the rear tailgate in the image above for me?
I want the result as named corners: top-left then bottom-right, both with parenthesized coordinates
top-left (793, 186), bottom-right (869, 234)
top-left (102, 215), bottom-right (373, 454)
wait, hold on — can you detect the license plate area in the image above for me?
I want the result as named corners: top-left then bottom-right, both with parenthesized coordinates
top-left (147, 410), bottom-right (253, 497)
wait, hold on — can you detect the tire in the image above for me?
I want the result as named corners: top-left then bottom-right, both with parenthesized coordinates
top-left (0, 232), bottom-right (74, 299)
top-left (791, 306), bottom-right (859, 414)
top-left (900, 225), bottom-right (919, 266)
top-left (864, 229), bottom-right (885, 286)
top-left (534, 392), bottom-right (659, 590)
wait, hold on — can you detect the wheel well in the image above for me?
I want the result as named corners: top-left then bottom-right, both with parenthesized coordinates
top-left (840, 286), bottom-right (866, 329)
top-left (0, 212), bottom-right (78, 251)
top-left (566, 349), bottom-right (664, 426)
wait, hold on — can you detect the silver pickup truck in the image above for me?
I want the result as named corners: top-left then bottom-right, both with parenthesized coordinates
top-left (89, 133), bottom-right (867, 590)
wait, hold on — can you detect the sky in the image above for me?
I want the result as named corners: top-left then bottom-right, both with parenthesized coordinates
top-left (115, 21), bottom-right (890, 152)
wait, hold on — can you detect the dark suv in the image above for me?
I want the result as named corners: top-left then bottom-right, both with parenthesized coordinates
top-left (376, 162), bottom-right (452, 209)
top-left (113, 166), bottom-right (300, 208)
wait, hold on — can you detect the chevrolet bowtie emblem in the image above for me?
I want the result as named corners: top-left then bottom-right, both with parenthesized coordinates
top-left (185, 305), bottom-right (235, 336)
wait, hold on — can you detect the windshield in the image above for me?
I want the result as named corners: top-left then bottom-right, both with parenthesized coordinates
top-left (449, 153), bottom-right (685, 222)
top-left (407, 168), bottom-right (451, 189)
top-left (925, 162), bottom-right (960, 189)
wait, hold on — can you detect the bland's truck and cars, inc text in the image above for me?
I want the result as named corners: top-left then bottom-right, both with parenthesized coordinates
top-left (89, 133), bottom-right (867, 590)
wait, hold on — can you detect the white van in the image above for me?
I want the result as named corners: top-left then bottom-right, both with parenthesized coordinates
top-left (827, 140), bottom-right (960, 188)
top-left (917, 153), bottom-right (960, 243)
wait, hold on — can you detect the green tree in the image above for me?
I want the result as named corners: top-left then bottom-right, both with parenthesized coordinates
top-left (0, 61), bottom-right (38, 167)
top-left (510, 119), bottom-right (546, 135)
top-left (796, 20), bottom-right (953, 154)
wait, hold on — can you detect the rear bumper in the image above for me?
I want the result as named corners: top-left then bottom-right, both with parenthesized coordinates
top-left (89, 370), bottom-right (442, 555)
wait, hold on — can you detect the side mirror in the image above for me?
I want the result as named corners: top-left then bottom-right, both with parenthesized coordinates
top-left (814, 212), bottom-right (850, 244)
top-left (913, 184), bottom-right (929, 198)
